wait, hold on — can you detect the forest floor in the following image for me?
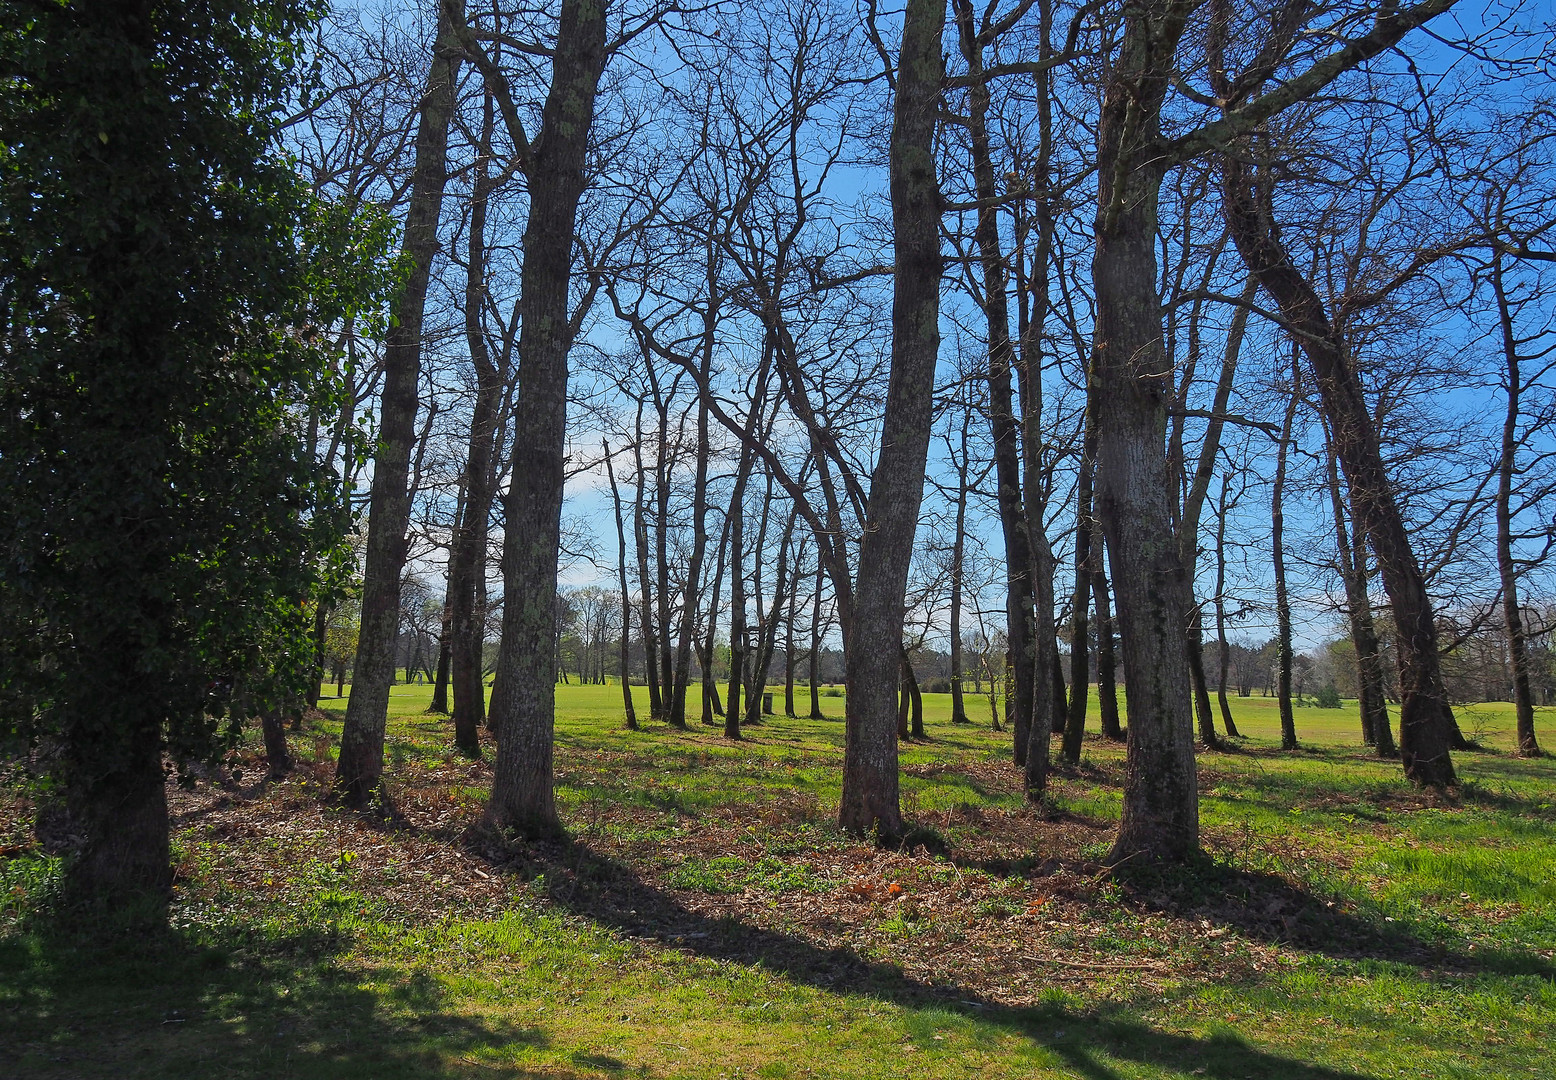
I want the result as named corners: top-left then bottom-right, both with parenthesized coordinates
top-left (2, 684), bottom-right (1554, 1079)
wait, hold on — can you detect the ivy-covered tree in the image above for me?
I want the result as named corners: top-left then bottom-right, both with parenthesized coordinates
top-left (0, 0), bottom-right (396, 901)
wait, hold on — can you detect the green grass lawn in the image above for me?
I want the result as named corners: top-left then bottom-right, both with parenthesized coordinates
top-left (2, 681), bottom-right (1553, 1078)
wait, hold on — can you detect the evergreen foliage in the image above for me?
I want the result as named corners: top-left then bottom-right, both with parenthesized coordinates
top-left (0, 0), bottom-right (397, 895)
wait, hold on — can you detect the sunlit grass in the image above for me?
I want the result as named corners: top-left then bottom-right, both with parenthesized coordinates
top-left (2, 680), bottom-right (1553, 1077)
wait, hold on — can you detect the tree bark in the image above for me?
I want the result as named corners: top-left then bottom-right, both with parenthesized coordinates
top-left (631, 405), bottom-right (663, 719)
top-left (1324, 433), bottom-right (1394, 755)
top-left (483, 0), bottom-right (609, 836)
top-left (1212, 476), bottom-right (1242, 738)
top-left (950, 407), bottom-right (973, 725)
top-left (809, 555), bottom-right (826, 719)
top-left (838, 0), bottom-right (943, 843)
top-left (670, 290), bottom-right (719, 728)
top-left (726, 445), bottom-right (749, 740)
top-left (702, 508), bottom-right (732, 724)
top-left (448, 90), bottom-right (505, 756)
top-left (1492, 256), bottom-right (1543, 756)
top-left (1061, 417), bottom-right (1096, 764)
top-left (605, 444), bottom-right (639, 730)
top-left (1089, 2), bottom-right (1201, 862)
top-left (1273, 347), bottom-right (1300, 751)
top-left (1222, 150), bottom-right (1455, 786)
top-left (334, 1), bottom-right (465, 807)
top-left (1094, 532), bottom-right (1123, 741)
top-left (954, 0), bottom-right (1036, 770)
top-left (261, 707), bottom-right (293, 779)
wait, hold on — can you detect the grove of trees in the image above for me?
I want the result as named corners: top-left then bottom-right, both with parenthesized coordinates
top-left (5, 0), bottom-right (1556, 900)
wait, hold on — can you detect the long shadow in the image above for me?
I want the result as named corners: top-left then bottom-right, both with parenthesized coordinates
top-left (1113, 858), bottom-right (1556, 981)
top-left (0, 911), bottom-right (562, 1079)
top-left (476, 836), bottom-right (1381, 1080)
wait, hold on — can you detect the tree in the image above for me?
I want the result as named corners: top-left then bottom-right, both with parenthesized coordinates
top-left (334, 0), bottom-right (467, 807)
top-left (0, 0), bottom-right (392, 898)
top-left (482, 0), bottom-right (612, 837)
top-left (837, 0), bottom-right (945, 842)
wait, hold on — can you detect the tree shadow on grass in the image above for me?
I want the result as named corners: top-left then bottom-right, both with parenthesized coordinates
top-left (489, 837), bottom-right (1381, 1080)
top-left (1113, 857), bottom-right (1556, 981)
top-left (0, 910), bottom-right (566, 1079)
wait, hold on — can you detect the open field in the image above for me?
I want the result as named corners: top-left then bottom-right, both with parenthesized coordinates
top-left (2, 683), bottom-right (1553, 1078)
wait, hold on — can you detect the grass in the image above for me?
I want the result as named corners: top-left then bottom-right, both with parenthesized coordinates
top-left (1, 680), bottom-right (1553, 1078)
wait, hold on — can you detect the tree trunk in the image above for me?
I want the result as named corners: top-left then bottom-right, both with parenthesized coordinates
top-left (726, 446), bottom-right (748, 740)
top-left (671, 299), bottom-right (718, 729)
top-left (1090, 4), bottom-right (1200, 862)
top-left (1012, 0), bottom-right (1061, 799)
top-left (950, 407), bottom-right (973, 725)
top-left (1061, 418), bottom-right (1096, 764)
top-left (65, 734), bottom-right (170, 901)
top-left (1223, 150), bottom-right (1454, 786)
top-left (1212, 476), bottom-right (1242, 738)
top-left (1273, 348), bottom-right (1300, 751)
top-left (954, 0), bottom-right (1036, 770)
top-left (631, 406), bottom-right (663, 719)
top-left (261, 708), bottom-right (293, 779)
top-left (483, 0), bottom-right (608, 837)
top-left (1324, 435), bottom-right (1395, 755)
top-left (702, 507), bottom-right (732, 724)
top-left (751, 501), bottom-right (797, 722)
top-left (449, 91), bottom-right (505, 755)
top-left (809, 556), bottom-right (826, 719)
top-left (653, 391), bottom-right (676, 720)
top-left (785, 541), bottom-right (802, 716)
top-left (605, 444), bottom-right (639, 730)
top-left (307, 603), bottom-right (330, 708)
top-left (429, 611), bottom-right (452, 714)
top-left (1493, 257), bottom-right (1542, 756)
top-left (1094, 531), bottom-right (1123, 741)
top-left (838, 0), bottom-right (943, 843)
top-left (334, 1), bottom-right (465, 807)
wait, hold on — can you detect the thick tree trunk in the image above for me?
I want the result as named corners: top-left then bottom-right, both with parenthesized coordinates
top-left (65, 734), bottom-right (170, 901)
top-left (1493, 258), bottom-right (1542, 757)
top-left (1223, 152), bottom-right (1454, 786)
top-left (335, 2), bottom-right (465, 807)
top-left (1273, 350), bottom-right (1300, 750)
top-left (838, 0), bottom-right (943, 842)
top-left (1090, 4), bottom-right (1200, 862)
top-left (261, 708), bottom-right (293, 779)
top-left (483, 0), bottom-right (608, 836)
